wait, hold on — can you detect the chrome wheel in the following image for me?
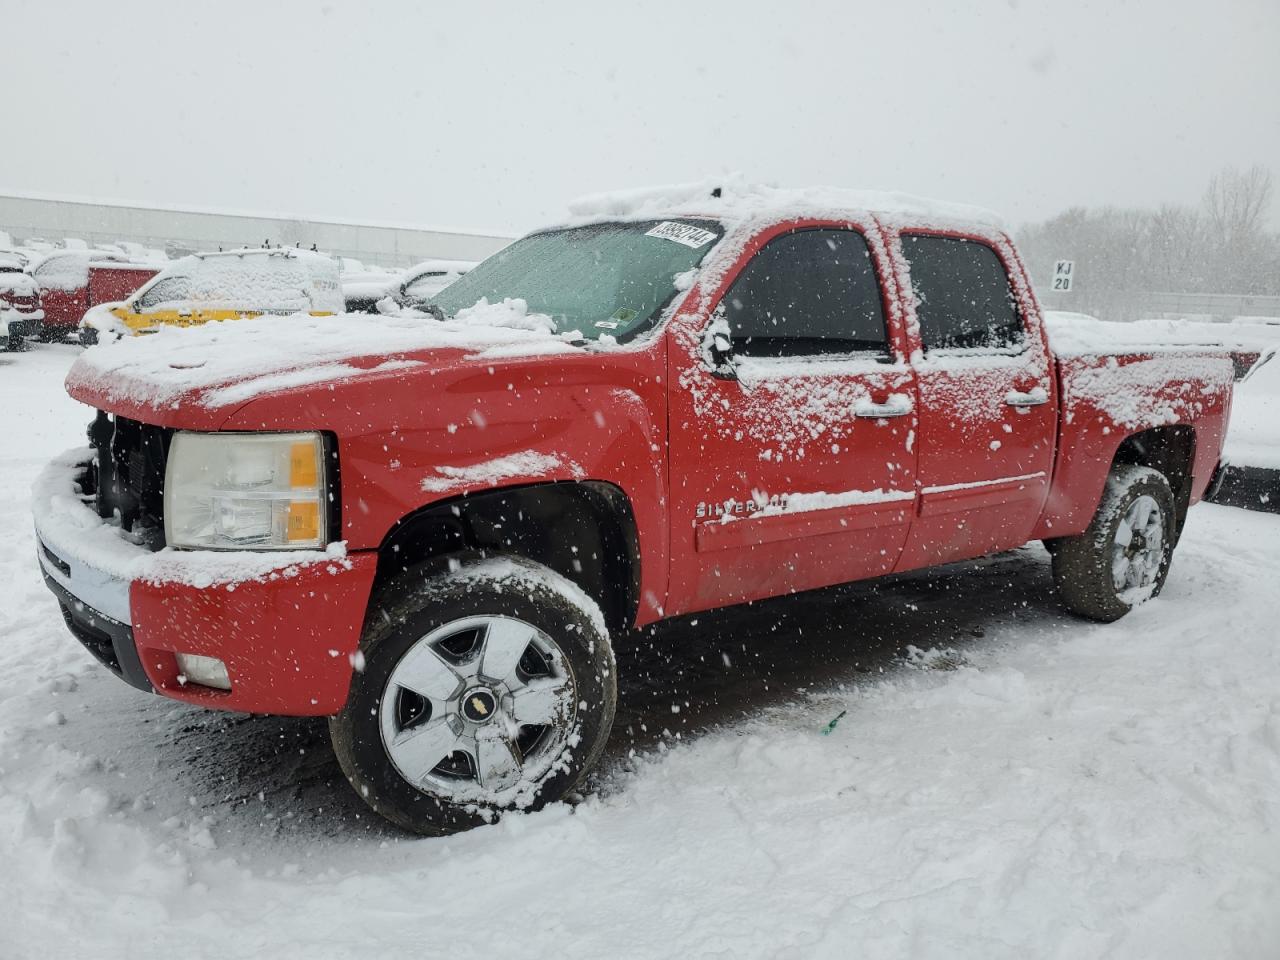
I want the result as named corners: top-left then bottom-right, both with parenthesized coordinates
top-left (1111, 494), bottom-right (1165, 594)
top-left (378, 615), bottom-right (577, 803)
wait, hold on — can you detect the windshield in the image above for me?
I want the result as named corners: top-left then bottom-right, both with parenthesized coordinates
top-left (429, 219), bottom-right (722, 341)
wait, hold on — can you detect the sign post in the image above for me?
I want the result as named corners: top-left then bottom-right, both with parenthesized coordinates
top-left (1052, 260), bottom-right (1075, 293)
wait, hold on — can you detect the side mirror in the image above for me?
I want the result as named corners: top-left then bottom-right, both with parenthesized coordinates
top-left (701, 307), bottom-right (737, 380)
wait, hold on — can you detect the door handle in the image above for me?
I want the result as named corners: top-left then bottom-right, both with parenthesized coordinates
top-left (1005, 387), bottom-right (1049, 407)
top-left (854, 396), bottom-right (913, 418)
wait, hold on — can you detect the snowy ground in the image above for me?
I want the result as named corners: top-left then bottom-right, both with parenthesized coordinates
top-left (2, 343), bottom-right (1280, 959)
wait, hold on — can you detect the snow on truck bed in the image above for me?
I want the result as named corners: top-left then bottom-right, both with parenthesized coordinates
top-left (67, 304), bottom-right (578, 410)
top-left (1044, 312), bottom-right (1244, 357)
top-left (1044, 313), bottom-right (1235, 430)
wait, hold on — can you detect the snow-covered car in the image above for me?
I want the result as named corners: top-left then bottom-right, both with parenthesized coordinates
top-left (340, 260), bottom-right (401, 313)
top-left (0, 257), bottom-right (44, 351)
top-left (1209, 347), bottom-right (1280, 513)
top-left (28, 249), bottom-right (139, 341)
top-left (0, 246), bottom-right (35, 269)
top-left (372, 258), bottom-right (475, 315)
top-left (80, 247), bottom-right (345, 343)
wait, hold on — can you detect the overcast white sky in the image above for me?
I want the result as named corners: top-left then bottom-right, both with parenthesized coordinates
top-left (4, 0), bottom-right (1277, 234)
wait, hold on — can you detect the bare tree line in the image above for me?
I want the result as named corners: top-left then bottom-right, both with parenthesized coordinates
top-left (1017, 165), bottom-right (1278, 321)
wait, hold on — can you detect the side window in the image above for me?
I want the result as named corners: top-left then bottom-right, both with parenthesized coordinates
top-left (900, 235), bottom-right (1023, 352)
top-left (723, 229), bottom-right (887, 357)
top-left (134, 276), bottom-right (191, 311)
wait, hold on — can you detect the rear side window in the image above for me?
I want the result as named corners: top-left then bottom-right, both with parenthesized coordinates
top-left (135, 276), bottom-right (192, 310)
top-left (724, 229), bottom-right (887, 357)
top-left (900, 235), bottom-right (1023, 352)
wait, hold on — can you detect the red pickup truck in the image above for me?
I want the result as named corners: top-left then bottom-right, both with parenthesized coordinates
top-left (34, 184), bottom-right (1234, 835)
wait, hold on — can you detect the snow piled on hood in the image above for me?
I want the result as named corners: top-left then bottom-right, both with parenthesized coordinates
top-left (0, 271), bottom-right (38, 296)
top-left (377, 295), bottom-right (556, 334)
top-left (454, 297), bottom-right (556, 334)
top-left (68, 309), bottom-right (583, 410)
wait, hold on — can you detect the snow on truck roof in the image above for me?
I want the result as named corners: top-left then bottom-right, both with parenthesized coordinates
top-left (562, 176), bottom-right (1005, 230)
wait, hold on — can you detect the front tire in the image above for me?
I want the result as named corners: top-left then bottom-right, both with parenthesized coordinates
top-left (1050, 464), bottom-right (1176, 622)
top-left (330, 556), bottom-right (616, 835)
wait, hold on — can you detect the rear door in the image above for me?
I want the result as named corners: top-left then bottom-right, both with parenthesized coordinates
top-left (666, 221), bottom-right (919, 615)
top-left (888, 229), bottom-right (1055, 571)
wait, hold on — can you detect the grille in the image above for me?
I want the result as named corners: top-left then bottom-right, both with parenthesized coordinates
top-left (87, 410), bottom-right (171, 549)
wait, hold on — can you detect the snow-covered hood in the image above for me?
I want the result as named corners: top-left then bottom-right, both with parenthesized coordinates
top-left (0, 271), bottom-right (38, 297)
top-left (65, 306), bottom-right (586, 425)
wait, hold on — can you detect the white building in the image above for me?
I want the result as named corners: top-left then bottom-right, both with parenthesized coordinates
top-left (0, 192), bottom-right (513, 267)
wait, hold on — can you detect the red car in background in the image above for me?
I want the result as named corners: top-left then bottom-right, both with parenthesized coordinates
top-left (29, 251), bottom-right (160, 341)
top-left (0, 255), bottom-right (44, 350)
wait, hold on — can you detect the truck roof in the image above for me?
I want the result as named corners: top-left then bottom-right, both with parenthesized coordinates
top-left (559, 176), bottom-right (1004, 232)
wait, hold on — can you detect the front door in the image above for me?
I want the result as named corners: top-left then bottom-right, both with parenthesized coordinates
top-left (666, 222), bottom-right (918, 616)
top-left (889, 230), bottom-right (1056, 571)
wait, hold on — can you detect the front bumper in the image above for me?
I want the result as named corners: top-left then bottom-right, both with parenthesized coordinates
top-left (39, 543), bottom-right (153, 693)
top-left (1, 310), bottom-right (43, 345)
top-left (37, 535), bottom-right (378, 715)
top-left (34, 450), bottom-right (378, 716)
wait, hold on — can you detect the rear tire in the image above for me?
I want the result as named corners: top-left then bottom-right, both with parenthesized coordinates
top-left (1050, 464), bottom-right (1176, 622)
top-left (330, 556), bottom-right (616, 835)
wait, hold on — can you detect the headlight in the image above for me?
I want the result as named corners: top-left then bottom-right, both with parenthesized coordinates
top-left (164, 432), bottom-right (329, 550)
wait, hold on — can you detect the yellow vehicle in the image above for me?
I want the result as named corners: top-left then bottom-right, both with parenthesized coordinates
top-left (81, 248), bottom-right (345, 341)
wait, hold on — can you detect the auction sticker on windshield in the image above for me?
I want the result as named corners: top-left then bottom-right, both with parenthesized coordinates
top-left (645, 221), bottom-right (719, 249)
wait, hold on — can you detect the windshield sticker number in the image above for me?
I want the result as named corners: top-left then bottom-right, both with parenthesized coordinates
top-left (645, 221), bottom-right (718, 249)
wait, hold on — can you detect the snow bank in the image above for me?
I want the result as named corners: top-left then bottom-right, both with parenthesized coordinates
top-left (68, 310), bottom-right (583, 410)
top-left (31, 448), bottom-right (351, 589)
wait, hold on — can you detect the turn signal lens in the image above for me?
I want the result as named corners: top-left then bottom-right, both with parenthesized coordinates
top-left (286, 500), bottom-right (321, 543)
top-left (290, 441), bottom-right (319, 487)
